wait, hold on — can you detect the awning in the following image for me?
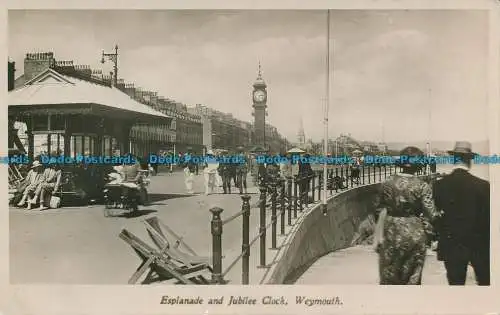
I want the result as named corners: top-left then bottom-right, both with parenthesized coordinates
top-left (8, 68), bottom-right (171, 121)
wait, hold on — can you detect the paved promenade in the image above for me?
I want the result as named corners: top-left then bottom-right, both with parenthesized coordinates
top-left (294, 164), bottom-right (487, 285)
top-left (295, 245), bottom-right (476, 285)
top-left (9, 171), bottom-right (264, 284)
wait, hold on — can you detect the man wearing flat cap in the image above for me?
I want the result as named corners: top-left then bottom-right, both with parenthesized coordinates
top-left (432, 141), bottom-right (490, 285)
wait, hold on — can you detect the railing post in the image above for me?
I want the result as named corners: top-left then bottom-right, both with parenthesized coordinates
top-left (340, 166), bottom-right (344, 189)
top-left (379, 165), bottom-right (382, 182)
top-left (317, 171), bottom-right (322, 200)
top-left (362, 165), bottom-right (365, 185)
top-left (298, 176), bottom-right (303, 211)
top-left (374, 165), bottom-right (377, 183)
top-left (311, 172), bottom-right (315, 203)
top-left (367, 165), bottom-right (371, 184)
top-left (287, 176), bottom-right (293, 225)
top-left (241, 195), bottom-right (251, 285)
top-left (293, 175), bottom-right (298, 218)
top-left (271, 180), bottom-right (278, 250)
top-left (210, 207), bottom-right (224, 284)
top-left (384, 164), bottom-right (387, 179)
top-left (258, 186), bottom-right (267, 268)
top-left (279, 178), bottom-right (286, 235)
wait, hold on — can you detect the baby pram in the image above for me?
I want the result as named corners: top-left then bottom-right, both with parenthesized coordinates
top-left (103, 173), bottom-right (141, 217)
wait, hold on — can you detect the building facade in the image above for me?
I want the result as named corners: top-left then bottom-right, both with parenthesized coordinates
top-left (11, 51), bottom-right (288, 157)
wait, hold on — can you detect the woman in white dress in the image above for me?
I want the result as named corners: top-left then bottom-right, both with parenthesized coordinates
top-left (203, 150), bottom-right (219, 195)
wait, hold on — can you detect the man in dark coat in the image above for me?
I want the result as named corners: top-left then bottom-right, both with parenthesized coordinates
top-left (432, 141), bottom-right (490, 285)
top-left (298, 153), bottom-right (314, 205)
top-left (218, 153), bottom-right (232, 194)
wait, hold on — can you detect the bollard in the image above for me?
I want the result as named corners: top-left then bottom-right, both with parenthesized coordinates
top-left (287, 177), bottom-right (293, 225)
top-left (210, 207), bottom-right (224, 284)
top-left (293, 175), bottom-right (298, 217)
top-left (279, 178), bottom-right (286, 235)
top-left (271, 181), bottom-right (278, 250)
top-left (258, 186), bottom-right (267, 268)
top-left (241, 195), bottom-right (251, 285)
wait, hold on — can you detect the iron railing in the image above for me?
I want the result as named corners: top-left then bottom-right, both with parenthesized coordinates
top-left (208, 162), bottom-right (436, 284)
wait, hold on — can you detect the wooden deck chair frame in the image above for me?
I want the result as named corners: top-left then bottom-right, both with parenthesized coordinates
top-left (143, 217), bottom-right (212, 268)
top-left (118, 229), bottom-right (211, 285)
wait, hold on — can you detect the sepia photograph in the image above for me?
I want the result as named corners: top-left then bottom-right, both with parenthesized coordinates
top-left (6, 7), bottom-right (491, 291)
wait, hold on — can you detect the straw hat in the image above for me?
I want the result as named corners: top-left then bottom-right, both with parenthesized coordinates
top-left (31, 160), bottom-right (42, 169)
top-left (447, 141), bottom-right (476, 157)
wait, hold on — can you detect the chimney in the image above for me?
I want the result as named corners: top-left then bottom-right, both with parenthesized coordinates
top-left (24, 51), bottom-right (56, 81)
top-left (91, 69), bottom-right (103, 80)
top-left (123, 83), bottom-right (136, 98)
top-left (150, 92), bottom-right (158, 106)
top-left (74, 65), bottom-right (91, 77)
top-left (8, 61), bottom-right (15, 91)
top-left (116, 78), bottom-right (125, 91)
top-left (135, 88), bottom-right (144, 102)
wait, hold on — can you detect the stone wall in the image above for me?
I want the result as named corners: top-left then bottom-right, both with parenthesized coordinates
top-left (263, 183), bottom-right (381, 284)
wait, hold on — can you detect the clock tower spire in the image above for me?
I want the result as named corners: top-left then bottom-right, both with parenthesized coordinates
top-left (252, 62), bottom-right (268, 149)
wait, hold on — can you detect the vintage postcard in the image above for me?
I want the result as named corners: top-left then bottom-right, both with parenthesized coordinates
top-left (1, 0), bottom-right (499, 314)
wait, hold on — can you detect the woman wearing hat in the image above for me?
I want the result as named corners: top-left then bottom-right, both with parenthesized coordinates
top-left (17, 160), bottom-right (44, 209)
top-left (373, 146), bottom-right (441, 284)
top-left (203, 150), bottom-right (218, 195)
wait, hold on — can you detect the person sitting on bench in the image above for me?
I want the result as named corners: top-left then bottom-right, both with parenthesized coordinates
top-left (121, 158), bottom-right (143, 204)
top-left (17, 160), bottom-right (44, 210)
top-left (32, 163), bottom-right (62, 210)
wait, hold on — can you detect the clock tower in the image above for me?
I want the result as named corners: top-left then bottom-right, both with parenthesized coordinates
top-left (252, 62), bottom-right (267, 149)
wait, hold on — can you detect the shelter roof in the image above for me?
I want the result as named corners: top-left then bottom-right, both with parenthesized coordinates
top-left (8, 68), bottom-right (170, 119)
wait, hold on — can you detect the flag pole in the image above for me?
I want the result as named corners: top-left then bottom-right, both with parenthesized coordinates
top-left (322, 9), bottom-right (331, 216)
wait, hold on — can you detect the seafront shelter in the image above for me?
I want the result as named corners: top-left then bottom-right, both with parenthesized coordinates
top-left (8, 67), bottom-right (172, 160)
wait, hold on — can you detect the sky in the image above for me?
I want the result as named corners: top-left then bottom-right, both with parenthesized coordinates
top-left (8, 9), bottom-right (490, 144)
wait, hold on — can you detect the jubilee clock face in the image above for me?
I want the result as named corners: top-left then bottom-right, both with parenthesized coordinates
top-left (253, 90), bottom-right (266, 103)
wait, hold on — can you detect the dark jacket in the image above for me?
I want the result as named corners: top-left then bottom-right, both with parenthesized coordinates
top-left (432, 168), bottom-right (489, 259)
top-left (298, 160), bottom-right (313, 178)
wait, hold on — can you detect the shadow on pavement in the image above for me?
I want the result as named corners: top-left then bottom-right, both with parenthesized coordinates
top-left (119, 209), bottom-right (157, 218)
top-left (148, 193), bottom-right (195, 203)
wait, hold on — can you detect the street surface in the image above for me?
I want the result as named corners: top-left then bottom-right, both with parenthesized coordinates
top-left (9, 164), bottom-right (489, 285)
top-left (9, 171), bottom-right (263, 284)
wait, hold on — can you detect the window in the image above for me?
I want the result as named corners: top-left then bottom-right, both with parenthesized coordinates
top-left (50, 115), bottom-right (65, 131)
top-left (32, 116), bottom-right (49, 132)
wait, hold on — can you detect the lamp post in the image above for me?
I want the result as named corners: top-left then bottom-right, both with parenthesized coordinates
top-left (101, 44), bottom-right (119, 86)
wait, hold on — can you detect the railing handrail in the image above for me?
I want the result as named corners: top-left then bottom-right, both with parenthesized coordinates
top-left (209, 163), bottom-right (437, 285)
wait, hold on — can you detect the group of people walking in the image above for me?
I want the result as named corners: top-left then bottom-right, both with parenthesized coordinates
top-left (181, 147), bottom-right (249, 195)
top-left (374, 141), bottom-right (489, 286)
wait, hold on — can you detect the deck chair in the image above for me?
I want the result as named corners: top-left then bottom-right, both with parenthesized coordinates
top-left (143, 216), bottom-right (212, 268)
top-left (119, 229), bottom-right (211, 285)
